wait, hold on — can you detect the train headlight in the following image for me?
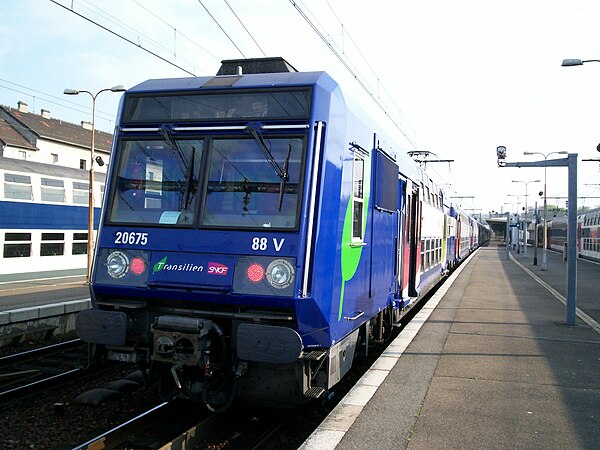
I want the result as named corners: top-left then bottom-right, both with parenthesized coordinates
top-left (266, 259), bottom-right (295, 289)
top-left (107, 251), bottom-right (130, 279)
top-left (233, 256), bottom-right (296, 297)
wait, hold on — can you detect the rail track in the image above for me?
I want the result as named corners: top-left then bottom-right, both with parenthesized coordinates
top-left (72, 399), bottom-right (295, 449)
top-left (0, 338), bottom-right (88, 403)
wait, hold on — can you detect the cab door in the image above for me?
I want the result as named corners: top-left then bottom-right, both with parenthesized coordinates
top-left (408, 185), bottom-right (421, 297)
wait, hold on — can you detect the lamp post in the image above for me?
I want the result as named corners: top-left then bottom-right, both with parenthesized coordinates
top-left (523, 151), bottom-right (568, 270)
top-left (507, 194), bottom-right (523, 252)
top-left (511, 179), bottom-right (540, 256)
top-left (63, 85), bottom-right (125, 281)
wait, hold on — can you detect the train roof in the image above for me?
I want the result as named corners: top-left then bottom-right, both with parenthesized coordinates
top-left (127, 71), bottom-right (336, 94)
top-left (126, 60), bottom-right (425, 187)
top-left (0, 156), bottom-right (106, 182)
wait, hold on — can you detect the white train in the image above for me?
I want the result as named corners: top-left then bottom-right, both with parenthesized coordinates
top-left (0, 156), bottom-right (105, 282)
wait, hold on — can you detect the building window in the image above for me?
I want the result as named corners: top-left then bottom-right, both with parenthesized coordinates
top-left (72, 232), bottom-right (88, 255)
top-left (3, 232), bottom-right (32, 258)
top-left (80, 159), bottom-right (87, 170)
top-left (4, 173), bottom-right (32, 200)
top-left (18, 150), bottom-right (26, 160)
top-left (73, 182), bottom-right (89, 205)
top-left (41, 232), bottom-right (65, 256)
top-left (352, 153), bottom-right (365, 241)
top-left (41, 178), bottom-right (65, 202)
top-left (51, 153), bottom-right (58, 164)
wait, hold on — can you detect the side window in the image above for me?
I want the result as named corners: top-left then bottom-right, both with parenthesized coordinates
top-left (3, 232), bottom-right (32, 258)
top-left (41, 178), bottom-right (65, 203)
top-left (352, 153), bottom-right (365, 241)
top-left (73, 182), bottom-right (89, 205)
top-left (41, 232), bottom-right (65, 256)
top-left (4, 173), bottom-right (32, 200)
top-left (73, 232), bottom-right (88, 255)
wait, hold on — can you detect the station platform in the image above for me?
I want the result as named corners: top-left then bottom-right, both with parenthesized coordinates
top-left (0, 276), bottom-right (90, 345)
top-left (301, 246), bottom-right (600, 450)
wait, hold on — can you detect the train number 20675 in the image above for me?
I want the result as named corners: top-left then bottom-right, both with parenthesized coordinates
top-left (115, 231), bottom-right (148, 246)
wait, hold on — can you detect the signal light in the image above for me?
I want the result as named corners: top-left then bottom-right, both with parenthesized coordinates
top-left (130, 256), bottom-right (146, 275)
top-left (246, 263), bottom-right (265, 283)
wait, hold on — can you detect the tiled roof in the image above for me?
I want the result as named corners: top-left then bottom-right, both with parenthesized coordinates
top-left (0, 117), bottom-right (36, 150)
top-left (0, 105), bottom-right (113, 152)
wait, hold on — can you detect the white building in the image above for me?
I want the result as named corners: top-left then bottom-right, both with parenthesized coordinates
top-left (0, 101), bottom-right (113, 169)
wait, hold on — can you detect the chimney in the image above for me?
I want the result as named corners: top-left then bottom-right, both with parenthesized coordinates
top-left (17, 101), bottom-right (28, 113)
top-left (81, 121), bottom-right (93, 130)
top-left (41, 109), bottom-right (51, 119)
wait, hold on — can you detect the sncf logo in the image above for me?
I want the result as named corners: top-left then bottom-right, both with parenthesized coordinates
top-left (208, 262), bottom-right (229, 276)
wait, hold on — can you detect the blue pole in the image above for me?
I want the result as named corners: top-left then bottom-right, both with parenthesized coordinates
top-left (506, 212), bottom-right (510, 260)
top-left (566, 154), bottom-right (577, 325)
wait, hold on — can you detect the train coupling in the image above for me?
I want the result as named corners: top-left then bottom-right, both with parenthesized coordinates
top-left (151, 315), bottom-right (212, 366)
top-left (170, 364), bottom-right (183, 389)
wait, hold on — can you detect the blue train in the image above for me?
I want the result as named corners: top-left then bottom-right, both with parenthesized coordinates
top-left (76, 58), bottom-right (489, 411)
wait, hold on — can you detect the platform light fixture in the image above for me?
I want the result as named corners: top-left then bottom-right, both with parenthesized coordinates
top-left (561, 58), bottom-right (600, 66)
top-left (496, 145), bottom-right (507, 166)
top-left (63, 85), bottom-right (126, 281)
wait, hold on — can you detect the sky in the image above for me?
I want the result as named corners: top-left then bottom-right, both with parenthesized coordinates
top-left (1, 0), bottom-right (600, 215)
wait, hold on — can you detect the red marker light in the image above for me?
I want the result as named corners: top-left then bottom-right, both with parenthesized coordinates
top-left (130, 257), bottom-right (146, 275)
top-left (246, 263), bottom-right (265, 283)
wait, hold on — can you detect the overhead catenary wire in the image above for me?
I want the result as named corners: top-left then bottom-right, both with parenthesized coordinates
top-left (76, 0), bottom-right (215, 70)
top-left (331, 1), bottom-right (421, 148)
top-left (195, 0), bottom-right (246, 58)
top-left (222, 0), bottom-right (267, 57)
top-left (0, 83), bottom-right (119, 133)
top-left (49, 0), bottom-right (419, 150)
top-left (0, 79), bottom-right (116, 121)
top-left (130, 0), bottom-right (220, 61)
top-left (288, 0), bottom-right (418, 151)
top-left (49, 0), bottom-right (197, 76)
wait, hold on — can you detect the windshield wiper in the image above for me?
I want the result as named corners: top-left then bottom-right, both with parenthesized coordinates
top-left (160, 125), bottom-right (196, 211)
top-left (182, 146), bottom-right (196, 210)
top-left (246, 124), bottom-right (286, 179)
top-left (278, 144), bottom-right (291, 211)
top-left (246, 124), bottom-right (291, 211)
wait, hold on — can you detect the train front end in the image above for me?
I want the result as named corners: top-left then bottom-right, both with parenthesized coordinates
top-left (77, 61), bottom-right (338, 409)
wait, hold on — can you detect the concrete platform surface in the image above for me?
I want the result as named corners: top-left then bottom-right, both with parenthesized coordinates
top-left (301, 247), bottom-right (600, 450)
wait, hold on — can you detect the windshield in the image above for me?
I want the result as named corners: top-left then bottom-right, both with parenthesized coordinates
top-left (107, 134), bottom-right (305, 230)
top-left (202, 136), bottom-right (303, 229)
top-left (108, 139), bottom-right (203, 225)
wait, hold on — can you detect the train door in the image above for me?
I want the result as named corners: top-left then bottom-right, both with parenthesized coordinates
top-left (395, 177), bottom-right (407, 295)
top-left (577, 218), bottom-right (582, 256)
top-left (408, 184), bottom-right (421, 297)
top-left (368, 148), bottom-right (399, 301)
top-left (456, 214), bottom-right (462, 260)
top-left (442, 213), bottom-right (448, 271)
